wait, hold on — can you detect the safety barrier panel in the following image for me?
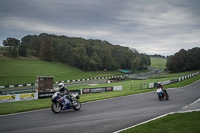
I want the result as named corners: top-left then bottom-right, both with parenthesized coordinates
top-left (81, 86), bottom-right (122, 95)
top-left (148, 72), bottom-right (199, 88)
top-left (37, 86), bottom-right (122, 99)
top-left (0, 93), bottom-right (38, 103)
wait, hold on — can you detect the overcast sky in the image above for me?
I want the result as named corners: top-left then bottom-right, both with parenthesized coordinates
top-left (0, 0), bottom-right (200, 56)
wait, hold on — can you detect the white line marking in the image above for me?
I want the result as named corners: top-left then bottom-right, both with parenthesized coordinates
top-left (181, 98), bottom-right (200, 109)
top-left (113, 96), bottom-right (200, 133)
top-left (0, 108), bottom-right (50, 117)
top-left (113, 112), bottom-right (176, 133)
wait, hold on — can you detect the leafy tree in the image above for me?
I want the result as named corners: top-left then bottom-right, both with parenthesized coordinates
top-left (30, 37), bottom-right (41, 56)
top-left (150, 54), bottom-right (165, 58)
top-left (89, 52), bottom-right (102, 70)
top-left (21, 35), bottom-right (41, 56)
top-left (39, 36), bottom-right (54, 61)
top-left (131, 56), bottom-right (141, 72)
top-left (104, 54), bottom-right (117, 71)
top-left (3, 37), bottom-right (19, 47)
top-left (3, 37), bottom-right (20, 57)
top-left (20, 33), bottom-right (153, 71)
top-left (166, 47), bottom-right (200, 72)
top-left (139, 54), bottom-right (150, 69)
top-left (73, 45), bottom-right (89, 70)
top-left (166, 55), bottom-right (173, 71)
top-left (129, 48), bottom-right (140, 72)
top-left (185, 47), bottom-right (200, 70)
top-left (18, 43), bottom-right (27, 56)
top-left (171, 49), bottom-right (187, 72)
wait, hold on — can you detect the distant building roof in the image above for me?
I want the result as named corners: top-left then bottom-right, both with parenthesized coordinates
top-left (119, 69), bottom-right (132, 74)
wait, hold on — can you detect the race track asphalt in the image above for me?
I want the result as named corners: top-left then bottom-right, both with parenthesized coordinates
top-left (0, 80), bottom-right (200, 133)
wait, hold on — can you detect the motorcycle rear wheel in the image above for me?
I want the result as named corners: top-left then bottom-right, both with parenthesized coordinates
top-left (166, 93), bottom-right (169, 100)
top-left (166, 95), bottom-right (169, 100)
top-left (51, 102), bottom-right (62, 113)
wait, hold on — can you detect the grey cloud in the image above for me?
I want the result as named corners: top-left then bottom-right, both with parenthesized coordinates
top-left (0, 0), bottom-right (199, 56)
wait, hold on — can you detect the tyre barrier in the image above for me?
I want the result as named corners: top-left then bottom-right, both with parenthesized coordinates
top-left (0, 75), bottom-right (125, 89)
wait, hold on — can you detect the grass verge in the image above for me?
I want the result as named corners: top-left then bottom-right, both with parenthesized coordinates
top-left (121, 111), bottom-right (200, 133)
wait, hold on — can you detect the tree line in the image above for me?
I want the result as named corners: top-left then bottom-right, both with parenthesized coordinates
top-left (3, 33), bottom-right (150, 71)
top-left (150, 54), bottom-right (165, 58)
top-left (166, 47), bottom-right (200, 72)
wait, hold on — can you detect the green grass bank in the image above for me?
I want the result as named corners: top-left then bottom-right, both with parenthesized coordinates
top-left (0, 56), bottom-right (121, 86)
top-left (0, 56), bottom-right (167, 86)
top-left (150, 58), bottom-right (167, 69)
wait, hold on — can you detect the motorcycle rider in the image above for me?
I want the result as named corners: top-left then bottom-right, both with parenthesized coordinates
top-left (58, 82), bottom-right (69, 95)
top-left (58, 83), bottom-right (76, 108)
top-left (157, 83), bottom-right (164, 90)
top-left (157, 83), bottom-right (169, 98)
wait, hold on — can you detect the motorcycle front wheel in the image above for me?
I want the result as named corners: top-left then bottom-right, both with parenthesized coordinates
top-left (51, 102), bottom-right (62, 113)
top-left (73, 100), bottom-right (81, 111)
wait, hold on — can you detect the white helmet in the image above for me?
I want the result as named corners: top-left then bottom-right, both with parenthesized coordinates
top-left (58, 83), bottom-right (64, 90)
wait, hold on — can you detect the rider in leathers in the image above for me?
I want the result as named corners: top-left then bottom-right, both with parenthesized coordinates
top-left (59, 83), bottom-right (69, 96)
top-left (157, 83), bottom-right (169, 98)
top-left (58, 83), bottom-right (75, 107)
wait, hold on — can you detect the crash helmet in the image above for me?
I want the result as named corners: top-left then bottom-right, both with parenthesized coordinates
top-left (58, 83), bottom-right (65, 92)
top-left (158, 83), bottom-right (162, 87)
